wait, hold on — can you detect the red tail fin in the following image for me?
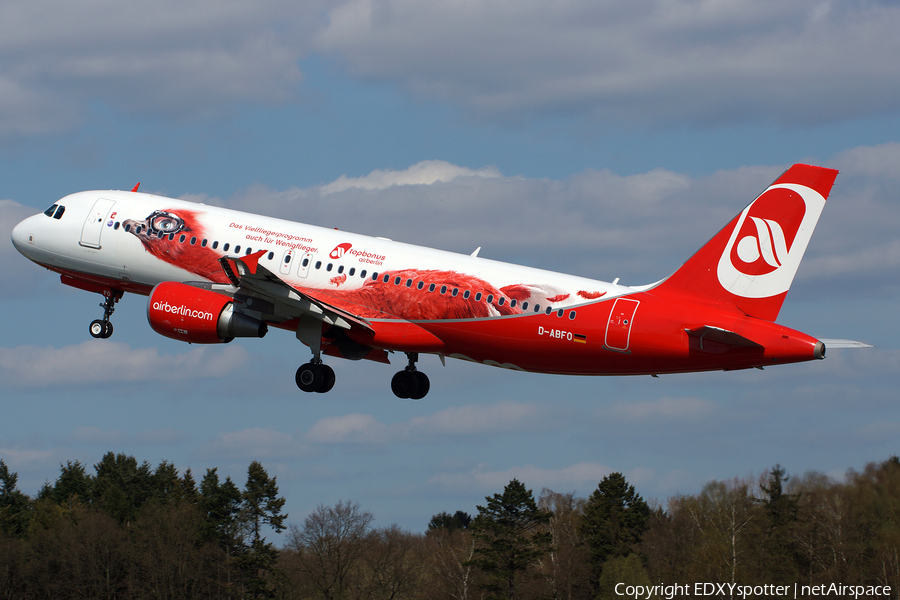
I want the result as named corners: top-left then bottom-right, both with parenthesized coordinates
top-left (654, 164), bottom-right (838, 321)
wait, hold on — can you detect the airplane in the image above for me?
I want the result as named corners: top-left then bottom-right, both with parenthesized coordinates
top-left (10, 164), bottom-right (869, 399)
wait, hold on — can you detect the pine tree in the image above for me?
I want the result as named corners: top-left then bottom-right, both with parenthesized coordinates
top-left (240, 461), bottom-right (288, 599)
top-left (467, 478), bottom-right (552, 600)
top-left (0, 460), bottom-right (31, 538)
top-left (580, 472), bottom-right (650, 590)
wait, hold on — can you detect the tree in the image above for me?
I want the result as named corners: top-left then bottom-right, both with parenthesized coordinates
top-left (91, 452), bottom-right (154, 524)
top-left (580, 472), bottom-right (650, 590)
top-left (285, 499), bottom-right (374, 600)
top-left (467, 478), bottom-right (552, 600)
top-left (0, 460), bottom-right (31, 538)
top-left (239, 461), bottom-right (288, 599)
top-left (429, 511), bottom-right (473, 532)
top-left (759, 465), bottom-right (800, 582)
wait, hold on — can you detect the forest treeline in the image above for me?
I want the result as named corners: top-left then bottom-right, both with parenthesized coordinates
top-left (2, 453), bottom-right (900, 599)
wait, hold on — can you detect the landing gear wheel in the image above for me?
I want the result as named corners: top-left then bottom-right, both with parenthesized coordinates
top-left (296, 363), bottom-right (324, 393)
top-left (317, 364), bottom-right (336, 394)
top-left (102, 321), bottom-right (113, 339)
top-left (391, 370), bottom-right (420, 399)
top-left (90, 320), bottom-right (106, 339)
top-left (410, 371), bottom-right (430, 400)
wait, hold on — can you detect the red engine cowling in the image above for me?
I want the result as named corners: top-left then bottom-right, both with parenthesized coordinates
top-left (147, 281), bottom-right (267, 344)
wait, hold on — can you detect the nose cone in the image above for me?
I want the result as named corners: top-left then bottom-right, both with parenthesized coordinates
top-left (11, 214), bottom-right (40, 260)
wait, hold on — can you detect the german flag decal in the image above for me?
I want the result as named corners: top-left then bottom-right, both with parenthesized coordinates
top-left (574, 333), bottom-right (587, 344)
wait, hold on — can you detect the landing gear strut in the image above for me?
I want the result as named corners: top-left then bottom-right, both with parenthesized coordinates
top-left (89, 291), bottom-right (122, 339)
top-left (392, 352), bottom-right (430, 399)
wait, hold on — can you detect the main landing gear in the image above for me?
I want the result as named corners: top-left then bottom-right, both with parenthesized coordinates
top-left (89, 291), bottom-right (123, 339)
top-left (391, 352), bottom-right (430, 400)
top-left (293, 351), bottom-right (431, 398)
top-left (295, 361), bottom-right (336, 394)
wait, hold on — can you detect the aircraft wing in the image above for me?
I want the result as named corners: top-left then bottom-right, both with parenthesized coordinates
top-left (218, 250), bottom-right (373, 333)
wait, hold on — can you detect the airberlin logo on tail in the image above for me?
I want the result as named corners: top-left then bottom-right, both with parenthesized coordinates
top-left (717, 183), bottom-right (826, 299)
top-left (330, 243), bottom-right (352, 259)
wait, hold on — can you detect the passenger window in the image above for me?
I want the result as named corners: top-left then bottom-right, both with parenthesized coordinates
top-left (179, 233), bottom-right (186, 243)
top-left (284, 254), bottom-right (291, 263)
top-left (201, 239), bottom-right (208, 247)
top-left (452, 288), bottom-right (458, 297)
top-left (510, 299), bottom-right (516, 308)
top-left (569, 311), bottom-right (576, 320)
top-left (267, 252), bottom-right (274, 260)
top-left (498, 297), bottom-right (505, 306)
top-left (360, 269), bottom-right (366, 278)
top-left (475, 292), bottom-right (482, 301)
top-left (212, 241), bottom-right (218, 249)
top-left (522, 301), bottom-right (528, 310)
top-left (440, 285), bottom-right (447, 294)
top-left (223, 243), bottom-right (230, 252)
top-left (234, 245), bottom-right (241, 253)
top-left (372, 272), bottom-right (378, 280)
top-left (246, 247), bottom-right (252, 255)
top-left (157, 231), bottom-right (164, 239)
top-left (114, 222), bottom-right (120, 230)
top-left (136, 225), bottom-right (143, 235)
top-left (326, 263), bottom-right (333, 272)
top-left (428, 283), bottom-right (436, 292)
top-left (349, 268), bottom-right (355, 276)
top-left (302, 257), bottom-right (309, 267)
top-left (338, 265), bottom-right (344, 274)
top-left (315, 261), bottom-right (322, 269)
top-left (190, 236), bottom-right (197, 245)
top-left (486, 294), bottom-right (493, 303)
top-left (168, 233), bottom-right (175, 241)
top-left (406, 279), bottom-right (412, 287)
top-left (383, 274), bottom-right (390, 283)
top-left (557, 309), bottom-right (564, 317)
top-left (394, 276), bottom-right (401, 285)
top-left (534, 304), bottom-right (541, 312)
top-left (546, 307), bottom-right (553, 315)
top-left (417, 281), bottom-right (425, 290)
top-left (463, 290), bottom-right (470, 299)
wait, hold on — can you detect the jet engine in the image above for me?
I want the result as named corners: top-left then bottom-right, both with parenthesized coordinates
top-left (147, 281), bottom-right (267, 344)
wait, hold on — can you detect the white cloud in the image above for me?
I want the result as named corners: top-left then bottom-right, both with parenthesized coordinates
top-left (196, 427), bottom-right (305, 460)
top-left (605, 396), bottom-right (716, 421)
top-left (305, 401), bottom-right (553, 445)
top-left (0, 0), bottom-right (311, 136)
top-left (0, 341), bottom-right (248, 388)
top-left (316, 0), bottom-right (900, 126)
top-left (321, 160), bottom-right (501, 194)
top-left (428, 462), bottom-right (613, 494)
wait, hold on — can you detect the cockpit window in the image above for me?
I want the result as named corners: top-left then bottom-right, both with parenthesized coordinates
top-left (44, 204), bottom-right (66, 219)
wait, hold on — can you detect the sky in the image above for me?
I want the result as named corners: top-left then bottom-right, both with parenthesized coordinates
top-left (1, 0), bottom-right (899, 538)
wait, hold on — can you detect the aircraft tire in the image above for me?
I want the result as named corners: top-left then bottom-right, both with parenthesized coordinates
top-left (296, 363), bottom-right (324, 393)
top-left (317, 364), bottom-right (336, 393)
top-left (410, 372), bottom-right (430, 400)
top-left (90, 320), bottom-right (106, 339)
top-left (391, 370), bottom-right (420, 399)
top-left (102, 321), bottom-right (113, 339)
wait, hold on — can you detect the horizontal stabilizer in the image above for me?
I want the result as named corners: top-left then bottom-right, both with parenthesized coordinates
top-left (819, 338), bottom-right (874, 349)
top-left (686, 326), bottom-right (763, 351)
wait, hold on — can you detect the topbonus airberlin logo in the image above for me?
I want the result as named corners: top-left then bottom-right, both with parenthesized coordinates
top-left (717, 183), bottom-right (826, 299)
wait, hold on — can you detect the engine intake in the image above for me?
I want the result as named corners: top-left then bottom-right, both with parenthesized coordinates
top-left (148, 282), bottom-right (267, 344)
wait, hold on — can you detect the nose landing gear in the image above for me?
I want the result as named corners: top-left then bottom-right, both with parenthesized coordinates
top-left (89, 291), bottom-right (122, 339)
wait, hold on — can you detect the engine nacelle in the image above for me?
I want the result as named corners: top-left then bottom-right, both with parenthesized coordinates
top-left (147, 281), bottom-right (267, 344)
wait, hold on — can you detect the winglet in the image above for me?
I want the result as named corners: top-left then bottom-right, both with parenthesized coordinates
top-left (240, 250), bottom-right (268, 275)
top-left (131, 183), bottom-right (140, 192)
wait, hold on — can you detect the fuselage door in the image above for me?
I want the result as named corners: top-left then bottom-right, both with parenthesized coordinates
top-left (280, 249), bottom-right (294, 275)
top-left (604, 297), bottom-right (639, 352)
top-left (297, 253), bottom-right (312, 278)
top-left (79, 198), bottom-right (116, 249)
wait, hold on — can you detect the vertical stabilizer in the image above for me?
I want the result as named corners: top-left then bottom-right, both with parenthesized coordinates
top-left (654, 164), bottom-right (838, 321)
